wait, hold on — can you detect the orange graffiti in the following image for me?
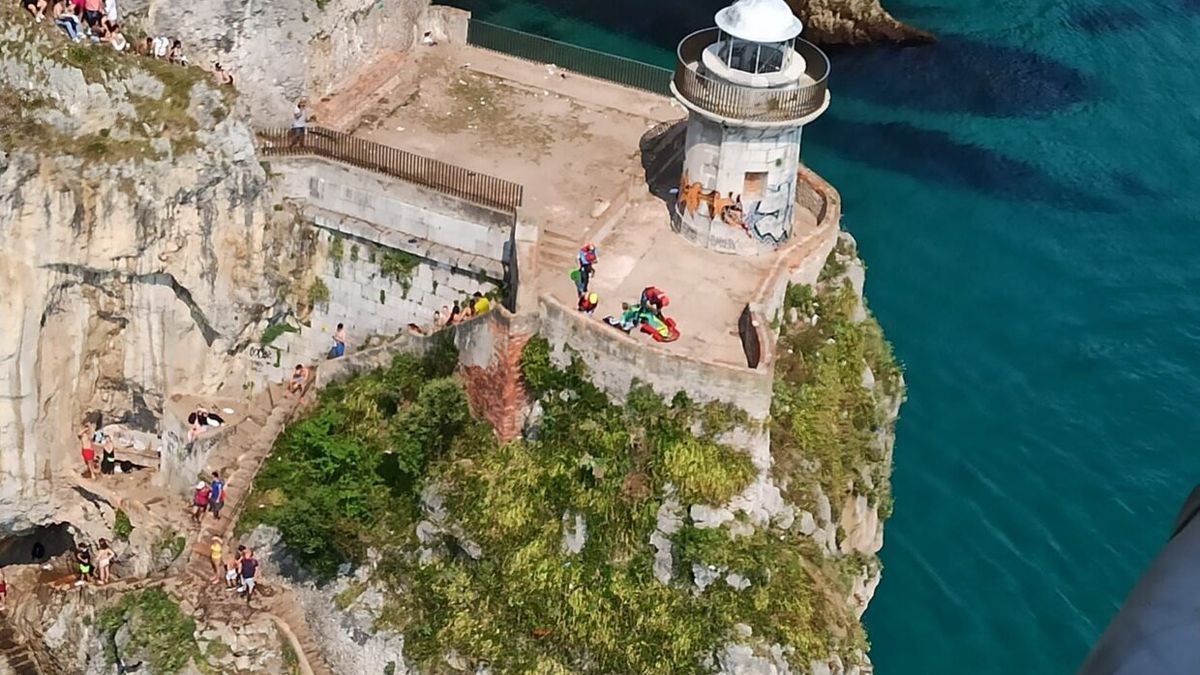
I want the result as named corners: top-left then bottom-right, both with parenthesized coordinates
top-left (678, 172), bottom-right (748, 232)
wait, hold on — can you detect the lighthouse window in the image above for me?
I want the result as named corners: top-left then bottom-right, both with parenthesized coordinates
top-left (743, 172), bottom-right (768, 199)
top-left (719, 38), bottom-right (786, 75)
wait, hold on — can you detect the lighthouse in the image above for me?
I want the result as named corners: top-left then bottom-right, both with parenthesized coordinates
top-left (670, 0), bottom-right (830, 255)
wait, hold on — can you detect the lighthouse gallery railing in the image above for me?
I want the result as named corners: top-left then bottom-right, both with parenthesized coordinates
top-left (673, 28), bottom-right (829, 123)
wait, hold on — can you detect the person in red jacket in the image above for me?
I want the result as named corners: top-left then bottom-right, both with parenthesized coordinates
top-left (577, 291), bottom-right (599, 316)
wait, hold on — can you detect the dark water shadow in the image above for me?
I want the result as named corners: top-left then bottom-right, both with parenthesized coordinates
top-left (827, 36), bottom-right (1091, 117)
top-left (451, 0), bottom-right (735, 48)
top-left (1069, 5), bottom-right (1152, 34)
top-left (810, 115), bottom-right (1117, 212)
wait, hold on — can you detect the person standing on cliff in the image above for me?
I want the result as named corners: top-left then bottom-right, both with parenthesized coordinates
top-left (78, 424), bottom-right (96, 479)
top-left (576, 243), bottom-right (597, 295)
top-left (239, 548), bottom-right (259, 606)
top-left (191, 481), bottom-right (211, 525)
top-left (209, 471), bottom-right (226, 520)
top-left (329, 323), bottom-right (347, 359)
top-left (290, 99), bottom-right (309, 147)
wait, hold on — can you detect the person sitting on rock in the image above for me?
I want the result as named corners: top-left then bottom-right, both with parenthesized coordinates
top-left (101, 22), bottom-right (127, 51)
top-left (168, 39), bottom-right (188, 66)
top-left (51, 0), bottom-right (82, 41)
top-left (22, 0), bottom-right (47, 23)
top-left (472, 291), bottom-right (491, 316)
top-left (211, 61), bottom-right (233, 87)
top-left (287, 364), bottom-right (309, 397)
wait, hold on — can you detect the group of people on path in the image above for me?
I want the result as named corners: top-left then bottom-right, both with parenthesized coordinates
top-left (18, 0), bottom-right (234, 87)
top-left (73, 538), bottom-right (116, 586)
top-left (192, 471), bottom-right (227, 525)
top-left (431, 292), bottom-right (492, 330)
top-left (209, 538), bottom-right (261, 605)
top-left (77, 422), bottom-right (120, 479)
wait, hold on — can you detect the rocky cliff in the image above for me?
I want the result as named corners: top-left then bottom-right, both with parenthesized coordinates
top-left (0, 18), bottom-right (313, 533)
top-left (118, 0), bottom-right (434, 123)
top-left (792, 0), bottom-right (934, 45)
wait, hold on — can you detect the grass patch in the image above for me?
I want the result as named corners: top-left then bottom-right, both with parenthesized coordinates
top-left (377, 247), bottom-right (421, 297)
top-left (113, 509), bottom-right (133, 541)
top-left (98, 588), bottom-right (200, 674)
top-left (281, 634), bottom-right (301, 674)
top-left (246, 332), bottom-right (874, 672)
top-left (156, 531), bottom-right (187, 562)
top-left (772, 249), bottom-right (903, 515)
top-left (333, 580), bottom-right (367, 610)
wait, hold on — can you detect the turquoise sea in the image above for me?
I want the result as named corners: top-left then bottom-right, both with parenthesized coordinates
top-left (454, 0), bottom-right (1200, 672)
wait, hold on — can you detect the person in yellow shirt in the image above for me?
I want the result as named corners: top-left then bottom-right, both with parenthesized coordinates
top-left (210, 536), bottom-right (223, 583)
top-left (471, 292), bottom-right (491, 315)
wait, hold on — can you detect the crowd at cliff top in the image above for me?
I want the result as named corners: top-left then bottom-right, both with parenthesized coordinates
top-left (18, 0), bottom-right (234, 86)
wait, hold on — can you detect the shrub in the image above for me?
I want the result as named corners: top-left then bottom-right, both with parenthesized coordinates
top-left (113, 509), bottom-right (133, 541)
top-left (307, 278), bottom-right (331, 308)
top-left (98, 588), bottom-right (199, 674)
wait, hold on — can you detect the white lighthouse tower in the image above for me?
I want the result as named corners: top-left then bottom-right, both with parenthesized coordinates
top-left (670, 0), bottom-right (830, 255)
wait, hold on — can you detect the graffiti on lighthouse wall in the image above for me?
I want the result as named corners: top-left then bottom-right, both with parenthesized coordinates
top-left (677, 171), bottom-right (795, 245)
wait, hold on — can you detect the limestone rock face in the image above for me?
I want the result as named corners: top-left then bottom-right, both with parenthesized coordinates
top-left (792, 0), bottom-right (935, 45)
top-left (138, 0), bottom-right (432, 123)
top-left (0, 29), bottom-right (307, 535)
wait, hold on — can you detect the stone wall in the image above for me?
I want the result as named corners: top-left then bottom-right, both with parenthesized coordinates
top-left (536, 297), bottom-right (775, 420)
top-left (455, 310), bottom-right (536, 442)
top-left (273, 157), bottom-right (513, 277)
top-left (314, 228), bottom-right (496, 338)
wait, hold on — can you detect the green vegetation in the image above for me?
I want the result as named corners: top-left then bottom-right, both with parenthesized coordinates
top-left (113, 509), bottom-right (133, 541)
top-left (772, 250), bottom-right (902, 517)
top-left (307, 278), bottom-right (331, 308)
top-left (98, 588), bottom-right (201, 674)
top-left (261, 322), bottom-right (299, 346)
top-left (281, 635), bottom-right (301, 674)
top-left (333, 580), bottom-right (367, 610)
top-left (245, 331), bottom-right (879, 672)
top-left (0, 5), bottom-right (232, 163)
top-left (377, 247), bottom-right (422, 297)
top-left (156, 531), bottom-right (187, 562)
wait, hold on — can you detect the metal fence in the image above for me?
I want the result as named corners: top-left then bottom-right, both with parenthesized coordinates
top-left (673, 28), bottom-right (829, 123)
top-left (466, 19), bottom-right (672, 96)
top-left (257, 126), bottom-right (524, 214)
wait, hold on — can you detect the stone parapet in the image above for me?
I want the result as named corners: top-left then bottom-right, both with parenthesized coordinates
top-left (537, 295), bottom-right (775, 420)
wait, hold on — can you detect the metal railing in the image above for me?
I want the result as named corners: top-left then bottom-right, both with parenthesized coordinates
top-left (256, 126), bottom-right (524, 214)
top-left (673, 28), bottom-right (829, 122)
top-left (466, 19), bottom-right (672, 95)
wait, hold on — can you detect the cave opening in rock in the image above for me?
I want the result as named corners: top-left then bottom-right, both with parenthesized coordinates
top-left (0, 523), bottom-right (75, 567)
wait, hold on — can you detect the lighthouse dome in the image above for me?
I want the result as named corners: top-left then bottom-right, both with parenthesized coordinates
top-left (715, 0), bottom-right (804, 44)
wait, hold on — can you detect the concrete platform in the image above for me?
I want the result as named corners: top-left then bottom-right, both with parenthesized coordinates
top-left (313, 41), bottom-right (833, 372)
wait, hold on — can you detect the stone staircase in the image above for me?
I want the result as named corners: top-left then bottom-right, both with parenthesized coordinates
top-left (538, 226), bottom-right (581, 283)
top-left (0, 622), bottom-right (43, 675)
top-left (173, 379), bottom-right (336, 675)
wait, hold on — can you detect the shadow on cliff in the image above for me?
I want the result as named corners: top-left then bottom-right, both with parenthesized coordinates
top-left (827, 36), bottom-right (1090, 117)
top-left (810, 116), bottom-right (1117, 212)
